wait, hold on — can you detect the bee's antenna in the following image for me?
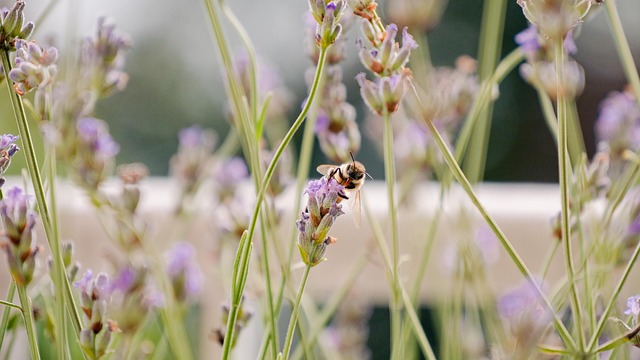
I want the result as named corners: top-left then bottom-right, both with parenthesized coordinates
top-left (349, 152), bottom-right (356, 164)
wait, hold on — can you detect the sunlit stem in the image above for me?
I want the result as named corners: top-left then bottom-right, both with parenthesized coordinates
top-left (554, 38), bottom-right (585, 351)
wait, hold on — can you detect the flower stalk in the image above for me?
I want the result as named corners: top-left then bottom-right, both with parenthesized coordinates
top-left (0, 48), bottom-right (80, 356)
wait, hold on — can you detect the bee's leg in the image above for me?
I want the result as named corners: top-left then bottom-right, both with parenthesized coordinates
top-left (339, 192), bottom-right (349, 200)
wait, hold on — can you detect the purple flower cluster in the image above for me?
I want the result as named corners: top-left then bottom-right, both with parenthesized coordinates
top-left (0, 1), bottom-right (34, 50)
top-left (74, 270), bottom-right (117, 359)
top-left (308, 0), bottom-right (347, 49)
top-left (595, 90), bottom-right (640, 156)
top-left (73, 117), bottom-right (120, 191)
top-left (165, 242), bottom-right (203, 302)
top-left (497, 279), bottom-right (550, 356)
top-left (355, 22), bottom-right (417, 116)
top-left (0, 134), bottom-right (19, 187)
top-left (9, 40), bottom-right (58, 96)
top-left (80, 17), bottom-right (130, 97)
top-left (170, 125), bottom-right (217, 202)
top-left (0, 187), bottom-right (39, 286)
top-left (297, 177), bottom-right (345, 266)
top-left (109, 264), bottom-right (163, 333)
top-left (311, 66), bottom-right (361, 163)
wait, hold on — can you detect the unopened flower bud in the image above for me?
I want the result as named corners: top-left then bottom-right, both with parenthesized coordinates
top-left (2, 0), bottom-right (25, 37)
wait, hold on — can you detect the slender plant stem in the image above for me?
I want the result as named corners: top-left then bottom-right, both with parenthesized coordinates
top-left (0, 49), bottom-right (78, 354)
top-left (464, 0), bottom-right (507, 182)
top-left (400, 287), bottom-right (436, 360)
top-left (258, 210), bottom-right (279, 359)
top-left (586, 230), bottom-right (640, 352)
top-left (535, 86), bottom-right (559, 143)
top-left (605, 0), bottom-right (640, 106)
top-left (411, 82), bottom-right (577, 351)
top-left (554, 39), bottom-right (585, 352)
top-left (290, 253), bottom-right (368, 360)
top-left (382, 109), bottom-right (403, 359)
top-left (0, 282), bottom-right (16, 353)
top-left (46, 142), bottom-right (69, 360)
top-left (219, 45), bottom-right (329, 358)
top-left (281, 263), bottom-right (312, 360)
top-left (0, 301), bottom-right (20, 311)
top-left (16, 284), bottom-right (40, 360)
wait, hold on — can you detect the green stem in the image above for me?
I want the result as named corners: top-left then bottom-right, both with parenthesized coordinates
top-left (400, 287), bottom-right (436, 360)
top-left (383, 109), bottom-right (403, 358)
top-left (16, 284), bottom-right (40, 360)
top-left (605, 0), bottom-right (640, 106)
top-left (281, 263), bottom-right (312, 360)
top-left (412, 82), bottom-right (577, 351)
top-left (290, 253), bottom-right (368, 360)
top-left (586, 229), bottom-right (640, 352)
top-left (0, 282), bottom-right (16, 352)
top-left (535, 86), bottom-right (559, 143)
top-left (463, 0), bottom-right (507, 182)
top-left (219, 0), bottom-right (258, 124)
top-left (220, 45), bottom-right (329, 358)
top-left (258, 210), bottom-right (279, 359)
top-left (1, 49), bottom-right (77, 355)
top-left (554, 39), bottom-right (585, 351)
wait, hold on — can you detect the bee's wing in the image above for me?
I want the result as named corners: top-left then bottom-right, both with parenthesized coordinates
top-left (349, 189), bottom-right (362, 228)
top-left (316, 164), bottom-right (336, 176)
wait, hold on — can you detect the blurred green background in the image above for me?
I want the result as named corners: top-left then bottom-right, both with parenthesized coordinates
top-left (0, 0), bottom-right (638, 182)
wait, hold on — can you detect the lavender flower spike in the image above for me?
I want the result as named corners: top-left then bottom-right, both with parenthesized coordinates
top-left (0, 134), bottom-right (19, 187)
top-left (9, 40), bottom-right (58, 96)
top-left (0, 187), bottom-right (39, 286)
top-left (165, 242), bottom-right (204, 302)
top-left (75, 270), bottom-right (117, 359)
top-left (297, 177), bottom-right (345, 266)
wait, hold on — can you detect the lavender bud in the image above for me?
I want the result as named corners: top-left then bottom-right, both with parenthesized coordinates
top-left (297, 178), bottom-right (345, 266)
top-left (17, 21), bottom-right (33, 39)
top-left (2, 0), bottom-right (25, 37)
top-left (62, 241), bottom-right (74, 267)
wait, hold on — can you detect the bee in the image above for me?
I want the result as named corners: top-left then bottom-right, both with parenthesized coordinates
top-left (316, 153), bottom-right (370, 227)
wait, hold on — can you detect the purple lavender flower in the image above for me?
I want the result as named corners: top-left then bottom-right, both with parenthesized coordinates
top-left (110, 266), bottom-right (138, 294)
top-left (165, 242), bottom-right (203, 302)
top-left (625, 295), bottom-right (640, 317)
top-left (310, 66), bottom-right (361, 163)
top-left (0, 186), bottom-right (38, 286)
top-left (9, 40), bottom-right (58, 96)
top-left (0, 134), bottom-right (19, 183)
top-left (497, 279), bottom-right (550, 357)
top-left (81, 17), bottom-right (130, 96)
top-left (357, 24), bottom-right (418, 77)
top-left (515, 25), bottom-right (540, 57)
top-left (77, 117), bottom-right (120, 159)
top-left (356, 71), bottom-right (409, 115)
top-left (308, 0), bottom-right (346, 48)
top-left (297, 177), bottom-right (345, 266)
top-left (0, 1), bottom-right (34, 46)
top-left (595, 90), bottom-right (640, 155)
top-left (170, 126), bottom-right (216, 204)
top-left (213, 156), bottom-right (249, 200)
top-left (75, 270), bottom-right (117, 359)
